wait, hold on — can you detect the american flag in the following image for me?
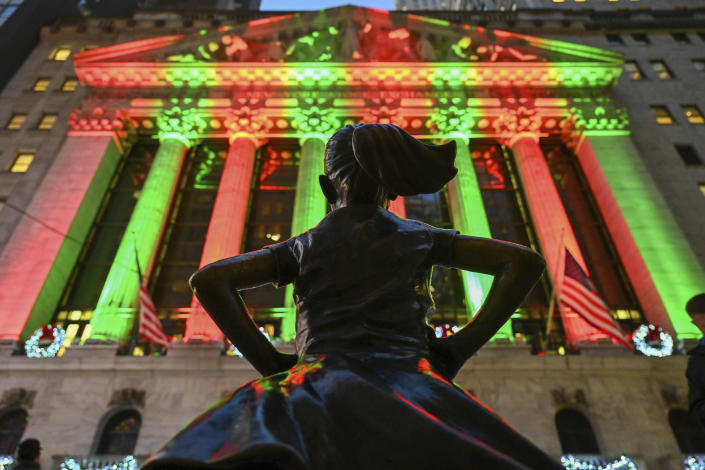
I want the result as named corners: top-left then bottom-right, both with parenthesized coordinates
top-left (137, 280), bottom-right (169, 347)
top-left (560, 249), bottom-right (632, 350)
top-left (134, 255), bottom-right (169, 347)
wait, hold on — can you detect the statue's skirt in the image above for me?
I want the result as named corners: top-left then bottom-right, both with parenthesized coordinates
top-left (141, 352), bottom-right (562, 470)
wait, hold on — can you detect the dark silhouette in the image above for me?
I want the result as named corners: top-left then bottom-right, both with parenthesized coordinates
top-left (686, 293), bottom-right (705, 429)
top-left (142, 124), bottom-right (562, 469)
top-left (14, 438), bottom-right (41, 470)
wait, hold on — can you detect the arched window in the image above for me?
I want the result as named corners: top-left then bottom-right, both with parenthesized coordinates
top-left (94, 408), bottom-right (141, 455)
top-left (555, 408), bottom-right (600, 454)
top-left (0, 408), bottom-right (28, 454)
top-left (668, 408), bottom-right (705, 453)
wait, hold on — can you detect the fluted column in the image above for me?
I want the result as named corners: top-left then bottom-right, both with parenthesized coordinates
top-left (508, 133), bottom-right (604, 347)
top-left (184, 136), bottom-right (258, 343)
top-left (281, 136), bottom-right (328, 341)
top-left (445, 138), bottom-right (512, 339)
top-left (89, 108), bottom-right (204, 342)
top-left (578, 135), bottom-right (705, 339)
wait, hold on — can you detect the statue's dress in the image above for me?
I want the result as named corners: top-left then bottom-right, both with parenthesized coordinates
top-left (142, 205), bottom-right (562, 470)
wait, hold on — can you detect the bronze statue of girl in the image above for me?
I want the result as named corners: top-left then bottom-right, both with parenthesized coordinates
top-left (142, 124), bottom-right (563, 470)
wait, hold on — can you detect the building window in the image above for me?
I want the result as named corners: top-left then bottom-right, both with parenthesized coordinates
top-left (682, 105), bottom-right (705, 124)
top-left (699, 183), bottom-right (705, 198)
top-left (555, 408), bottom-right (600, 454)
top-left (693, 60), bottom-right (705, 77)
top-left (543, 144), bottom-right (643, 334)
top-left (624, 61), bottom-right (643, 80)
top-left (668, 408), bottom-right (705, 453)
top-left (605, 34), bottom-right (623, 46)
top-left (632, 33), bottom-right (650, 45)
top-left (672, 32), bottom-right (690, 44)
top-left (241, 139), bottom-right (300, 333)
top-left (651, 60), bottom-right (674, 80)
top-left (405, 189), bottom-right (466, 327)
top-left (94, 408), bottom-right (141, 455)
top-left (61, 77), bottom-right (79, 92)
top-left (699, 32), bottom-right (705, 42)
top-left (473, 143), bottom-right (553, 353)
top-left (37, 113), bottom-right (58, 130)
top-left (49, 46), bottom-right (71, 61)
top-left (675, 145), bottom-right (702, 166)
top-left (0, 408), bottom-right (28, 455)
top-left (8, 152), bottom-right (34, 173)
top-left (651, 106), bottom-right (675, 125)
top-left (5, 113), bottom-right (26, 130)
top-left (32, 77), bottom-right (51, 92)
top-left (149, 142), bottom-right (225, 343)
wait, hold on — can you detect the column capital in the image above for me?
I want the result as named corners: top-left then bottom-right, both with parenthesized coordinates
top-left (156, 106), bottom-right (206, 147)
top-left (493, 106), bottom-right (542, 147)
top-left (429, 100), bottom-right (474, 140)
top-left (292, 105), bottom-right (341, 141)
top-left (506, 132), bottom-right (540, 148)
top-left (225, 106), bottom-right (270, 147)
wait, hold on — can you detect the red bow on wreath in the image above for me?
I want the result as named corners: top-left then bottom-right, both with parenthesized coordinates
top-left (40, 324), bottom-right (57, 341)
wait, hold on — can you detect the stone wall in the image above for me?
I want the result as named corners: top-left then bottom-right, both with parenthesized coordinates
top-left (0, 344), bottom-right (690, 469)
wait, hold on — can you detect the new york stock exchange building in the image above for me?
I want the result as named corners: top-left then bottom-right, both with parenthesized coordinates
top-left (1, 3), bottom-right (705, 469)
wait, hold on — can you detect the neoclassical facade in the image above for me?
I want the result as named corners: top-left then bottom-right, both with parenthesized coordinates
top-left (0, 6), bottom-right (704, 469)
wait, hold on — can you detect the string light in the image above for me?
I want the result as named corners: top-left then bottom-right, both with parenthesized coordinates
top-left (632, 324), bottom-right (673, 357)
top-left (435, 323), bottom-right (460, 338)
top-left (0, 456), bottom-right (14, 470)
top-left (560, 455), bottom-right (638, 470)
top-left (25, 324), bottom-right (66, 358)
top-left (684, 455), bottom-right (705, 470)
top-left (60, 456), bottom-right (137, 470)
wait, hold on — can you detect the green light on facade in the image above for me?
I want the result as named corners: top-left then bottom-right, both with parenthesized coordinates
top-left (89, 108), bottom-right (204, 342)
top-left (282, 136), bottom-right (328, 341)
top-left (589, 135), bottom-right (705, 339)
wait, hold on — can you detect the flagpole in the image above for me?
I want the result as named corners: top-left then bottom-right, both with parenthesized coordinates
top-left (545, 227), bottom-right (566, 346)
top-left (128, 232), bottom-right (142, 355)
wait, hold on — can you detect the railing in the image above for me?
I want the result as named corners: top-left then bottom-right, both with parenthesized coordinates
top-left (53, 455), bottom-right (143, 470)
top-left (561, 454), bottom-right (645, 470)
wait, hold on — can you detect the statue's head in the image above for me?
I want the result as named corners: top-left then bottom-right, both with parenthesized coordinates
top-left (319, 123), bottom-right (458, 209)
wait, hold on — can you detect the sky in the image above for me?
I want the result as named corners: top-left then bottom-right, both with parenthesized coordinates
top-left (260, 0), bottom-right (395, 10)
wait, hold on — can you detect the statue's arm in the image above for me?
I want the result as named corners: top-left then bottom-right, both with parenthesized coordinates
top-left (189, 249), bottom-right (297, 377)
top-left (429, 235), bottom-right (545, 380)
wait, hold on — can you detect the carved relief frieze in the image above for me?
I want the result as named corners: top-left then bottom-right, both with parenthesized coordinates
top-left (551, 387), bottom-right (589, 409)
top-left (68, 104), bottom-right (129, 134)
top-left (108, 388), bottom-right (146, 409)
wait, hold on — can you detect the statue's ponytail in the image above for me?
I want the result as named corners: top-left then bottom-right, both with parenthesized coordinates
top-left (324, 124), bottom-right (457, 205)
top-left (351, 124), bottom-right (457, 197)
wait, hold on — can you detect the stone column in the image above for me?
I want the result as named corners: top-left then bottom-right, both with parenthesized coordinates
top-left (0, 134), bottom-right (120, 342)
top-left (578, 135), bottom-right (705, 339)
top-left (281, 136), bottom-right (328, 341)
top-left (508, 133), bottom-right (605, 348)
top-left (88, 108), bottom-right (204, 342)
top-left (184, 136), bottom-right (258, 343)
